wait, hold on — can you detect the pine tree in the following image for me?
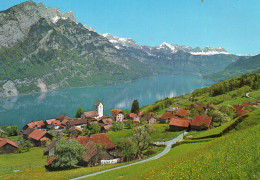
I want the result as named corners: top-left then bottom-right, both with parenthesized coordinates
top-left (131, 99), bottom-right (140, 114)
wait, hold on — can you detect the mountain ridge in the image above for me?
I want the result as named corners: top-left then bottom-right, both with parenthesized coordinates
top-left (0, 1), bottom-right (245, 97)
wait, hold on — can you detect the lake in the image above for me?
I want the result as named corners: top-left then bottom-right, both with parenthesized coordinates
top-left (0, 75), bottom-right (213, 128)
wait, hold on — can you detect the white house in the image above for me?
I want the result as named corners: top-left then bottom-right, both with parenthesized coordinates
top-left (111, 109), bottom-right (124, 122)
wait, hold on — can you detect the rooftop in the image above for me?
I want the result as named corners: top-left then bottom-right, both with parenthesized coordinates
top-left (0, 138), bottom-right (18, 148)
top-left (191, 115), bottom-right (212, 128)
top-left (111, 109), bottom-right (123, 115)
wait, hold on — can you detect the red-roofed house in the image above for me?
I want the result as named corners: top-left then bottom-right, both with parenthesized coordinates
top-left (175, 109), bottom-right (190, 117)
top-left (52, 120), bottom-right (61, 130)
top-left (78, 141), bottom-right (119, 167)
top-left (45, 119), bottom-right (56, 129)
top-left (77, 134), bottom-right (119, 167)
top-left (111, 109), bottom-right (124, 122)
top-left (77, 133), bottom-right (115, 150)
top-left (23, 120), bottom-right (45, 130)
top-left (128, 113), bottom-right (140, 122)
top-left (28, 129), bottom-right (53, 146)
top-left (56, 114), bottom-right (71, 121)
top-left (142, 115), bottom-right (156, 124)
top-left (169, 117), bottom-right (192, 131)
top-left (0, 138), bottom-right (18, 154)
top-left (159, 112), bottom-right (176, 123)
top-left (191, 115), bottom-right (213, 130)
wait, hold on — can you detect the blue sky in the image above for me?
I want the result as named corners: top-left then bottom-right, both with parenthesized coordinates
top-left (1, 0), bottom-right (260, 55)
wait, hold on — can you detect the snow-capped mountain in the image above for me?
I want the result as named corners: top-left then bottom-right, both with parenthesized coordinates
top-left (156, 42), bottom-right (229, 55)
top-left (102, 33), bottom-right (229, 56)
top-left (102, 33), bottom-right (139, 49)
top-left (101, 33), bottom-right (240, 76)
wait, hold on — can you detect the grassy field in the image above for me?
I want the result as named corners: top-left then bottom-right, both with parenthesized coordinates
top-left (107, 124), bottom-right (182, 143)
top-left (150, 124), bottom-right (182, 142)
top-left (106, 129), bottom-right (132, 143)
top-left (86, 110), bottom-right (260, 180)
top-left (0, 147), bottom-right (46, 171)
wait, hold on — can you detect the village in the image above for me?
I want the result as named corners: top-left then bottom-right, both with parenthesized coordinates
top-left (1, 96), bottom-right (259, 170)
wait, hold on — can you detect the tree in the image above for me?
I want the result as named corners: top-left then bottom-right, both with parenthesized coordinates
top-left (208, 110), bottom-right (231, 123)
top-left (75, 107), bottom-right (85, 118)
top-left (111, 121), bottom-right (124, 131)
top-left (88, 123), bottom-right (101, 134)
top-left (116, 137), bottom-right (137, 161)
top-left (18, 137), bottom-right (33, 153)
top-left (51, 139), bottom-right (85, 169)
top-left (133, 124), bottom-right (154, 159)
top-left (125, 120), bottom-right (134, 129)
top-left (219, 105), bottom-right (236, 119)
top-left (131, 99), bottom-right (140, 114)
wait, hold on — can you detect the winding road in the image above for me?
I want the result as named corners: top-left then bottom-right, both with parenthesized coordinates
top-left (245, 92), bottom-right (257, 100)
top-left (71, 132), bottom-right (188, 180)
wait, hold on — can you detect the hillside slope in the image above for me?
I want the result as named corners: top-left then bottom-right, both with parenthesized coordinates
top-left (87, 109), bottom-right (260, 180)
top-left (205, 54), bottom-right (260, 81)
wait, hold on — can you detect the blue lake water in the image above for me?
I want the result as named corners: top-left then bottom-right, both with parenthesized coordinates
top-left (0, 75), bottom-right (213, 128)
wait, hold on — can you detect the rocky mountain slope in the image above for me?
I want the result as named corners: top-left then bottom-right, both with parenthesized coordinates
top-left (0, 1), bottom-right (243, 97)
top-left (0, 1), bottom-right (152, 97)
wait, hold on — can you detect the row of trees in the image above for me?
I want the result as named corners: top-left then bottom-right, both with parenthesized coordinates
top-left (192, 73), bottom-right (260, 97)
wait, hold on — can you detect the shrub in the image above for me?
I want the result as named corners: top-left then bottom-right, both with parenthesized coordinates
top-left (18, 137), bottom-right (33, 153)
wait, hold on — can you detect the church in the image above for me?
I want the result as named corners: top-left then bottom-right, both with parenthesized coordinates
top-left (81, 101), bottom-right (103, 119)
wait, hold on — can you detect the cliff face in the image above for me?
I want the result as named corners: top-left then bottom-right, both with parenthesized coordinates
top-left (0, 1), bottom-right (152, 97)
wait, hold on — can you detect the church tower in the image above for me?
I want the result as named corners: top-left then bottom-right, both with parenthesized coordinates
top-left (94, 101), bottom-right (103, 118)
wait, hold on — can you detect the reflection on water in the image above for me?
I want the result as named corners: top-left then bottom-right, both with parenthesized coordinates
top-left (1, 96), bottom-right (18, 110)
top-left (37, 92), bottom-right (47, 102)
top-left (0, 75), bottom-right (213, 128)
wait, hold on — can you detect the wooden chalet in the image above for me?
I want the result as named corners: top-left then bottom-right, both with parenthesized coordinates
top-left (169, 117), bottom-right (192, 131)
top-left (23, 120), bottom-right (45, 130)
top-left (45, 119), bottom-right (56, 129)
top-left (43, 140), bottom-right (58, 156)
top-left (56, 114), bottom-right (71, 121)
top-left (142, 115), bottom-right (156, 124)
top-left (22, 127), bottom-right (35, 139)
top-left (175, 109), bottom-right (190, 118)
top-left (66, 118), bottom-right (89, 130)
top-left (77, 134), bottom-right (118, 167)
top-left (0, 138), bottom-right (18, 154)
top-left (190, 115), bottom-right (213, 130)
top-left (98, 116), bottom-right (113, 132)
top-left (28, 129), bottom-right (53, 146)
top-left (159, 112), bottom-right (176, 123)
